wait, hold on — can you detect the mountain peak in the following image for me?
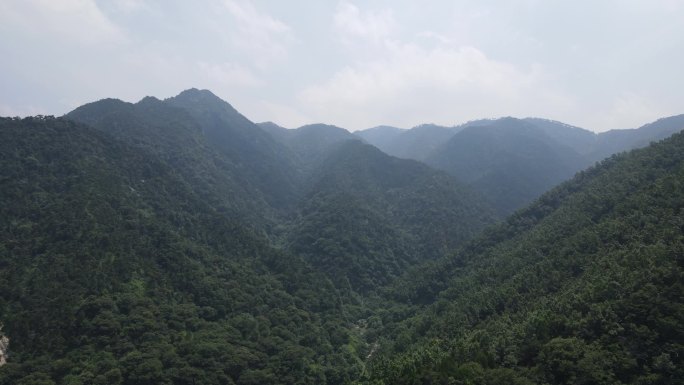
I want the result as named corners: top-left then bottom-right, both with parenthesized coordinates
top-left (135, 95), bottom-right (162, 107)
top-left (165, 88), bottom-right (248, 125)
top-left (297, 123), bottom-right (349, 133)
top-left (176, 87), bottom-right (217, 99)
top-left (167, 88), bottom-right (230, 108)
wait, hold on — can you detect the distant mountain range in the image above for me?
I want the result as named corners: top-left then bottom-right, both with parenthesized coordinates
top-left (356, 124), bottom-right (458, 161)
top-left (357, 115), bottom-right (684, 213)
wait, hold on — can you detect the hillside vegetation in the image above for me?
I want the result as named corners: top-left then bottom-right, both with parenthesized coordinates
top-left (0, 116), bottom-right (362, 385)
top-left (364, 130), bottom-right (684, 385)
top-left (1, 90), bottom-right (682, 385)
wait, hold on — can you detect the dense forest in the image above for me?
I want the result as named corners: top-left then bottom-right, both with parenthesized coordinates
top-left (0, 116), bottom-right (365, 384)
top-left (1, 89), bottom-right (683, 384)
top-left (363, 128), bottom-right (684, 385)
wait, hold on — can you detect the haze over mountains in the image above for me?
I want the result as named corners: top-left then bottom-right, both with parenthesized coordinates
top-left (357, 115), bottom-right (684, 214)
top-left (1, 89), bottom-right (683, 385)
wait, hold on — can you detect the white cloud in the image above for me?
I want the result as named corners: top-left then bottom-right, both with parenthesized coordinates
top-left (334, 1), bottom-right (397, 44)
top-left (0, 103), bottom-right (44, 117)
top-left (299, 41), bottom-right (570, 130)
top-left (253, 101), bottom-right (312, 128)
top-left (303, 1), bottom-right (574, 130)
top-left (222, 0), bottom-right (294, 68)
top-left (594, 92), bottom-right (672, 131)
top-left (108, 0), bottom-right (150, 13)
top-left (0, 0), bottom-right (125, 45)
top-left (0, 1), bottom-right (681, 131)
top-left (197, 61), bottom-right (264, 87)
top-left (417, 31), bottom-right (453, 45)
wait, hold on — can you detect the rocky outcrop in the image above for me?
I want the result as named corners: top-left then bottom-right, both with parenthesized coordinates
top-left (0, 327), bottom-right (8, 366)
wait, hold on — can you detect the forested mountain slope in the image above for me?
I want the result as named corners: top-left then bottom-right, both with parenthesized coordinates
top-left (165, 89), bottom-right (302, 209)
top-left (66, 91), bottom-right (497, 297)
top-left (68, 90), bottom-right (300, 220)
top-left (365, 130), bottom-right (684, 384)
top-left (354, 124), bottom-right (460, 161)
top-left (287, 140), bottom-right (497, 293)
top-left (0, 117), bottom-right (363, 385)
top-left (521, 118), bottom-right (597, 154)
top-left (354, 125), bottom-right (406, 152)
top-left (355, 124), bottom-right (458, 161)
top-left (257, 123), bottom-right (357, 169)
top-left (426, 118), bottom-right (585, 214)
top-left (0, 92), bottom-right (503, 384)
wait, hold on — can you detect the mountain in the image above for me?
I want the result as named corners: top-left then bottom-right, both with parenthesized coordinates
top-left (66, 91), bottom-right (495, 293)
top-left (590, 114), bottom-right (684, 161)
top-left (164, 88), bottom-right (302, 209)
top-left (66, 95), bottom-right (281, 229)
top-left (0, 116), bottom-right (364, 384)
top-left (426, 118), bottom-right (586, 214)
top-left (356, 124), bottom-right (458, 161)
top-left (360, 116), bottom-right (684, 215)
top-left (257, 121), bottom-right (291, 143)
top-left (354, 125), bottom-right (406, 151)
top-left (287, 140), bottom-right (497, 293)
top-left (1, 91), bottom-right (503, 383)
top-left (364, 130), bottom-right (684, 384)
top-left (69, 88), bottom-right (303, 211)
top-left (260, 123), bottom-right (357, 168)
top-left (522, 117), bottom-right (597, 155)
top-left (67, 90), bottom-right (315, 229)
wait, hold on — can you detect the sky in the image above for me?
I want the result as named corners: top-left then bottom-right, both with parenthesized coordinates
top-left (1, 0), bottom-right (683, 132)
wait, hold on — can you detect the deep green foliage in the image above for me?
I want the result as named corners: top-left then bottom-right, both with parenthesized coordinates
top-left (0, 117), bottom-right (362, 384)
top-left (66, 95), bottom-right (279, 230)
top-left (364, 131), bottom-right (684, 384)
top-left (66, 93), bottom-right (496, 296)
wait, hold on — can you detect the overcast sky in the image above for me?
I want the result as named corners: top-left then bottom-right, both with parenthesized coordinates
top-left (1, 0), bottom-right (682, 131)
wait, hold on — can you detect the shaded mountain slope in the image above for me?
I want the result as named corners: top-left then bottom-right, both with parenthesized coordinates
top-left (66, 90), bottom-right (498, 297)
top-left (66, 95), bottom-right (278, 229)
top-left (426, 118), bottom-right (585, 214)
top-left (69, 89), bottom-right (302, 215)
top-left (354, 125), bottom-right (406, 151)
top-left (257, 121), bottom-right (291, 143)
top-left (261, 123), bottom-right (357, 168)
top-left (355, 124), bottom-right (457, 161)
top-left (165, 89), bottom-right (302, 209)
top-left (522, 117), bottom-right (597, 155)
top-left (287, 140), bottom-right (498, 293)
top-left (366, 130), bottom-right (684, 384)
top-left (360, 115), bottom-right (684, 216)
